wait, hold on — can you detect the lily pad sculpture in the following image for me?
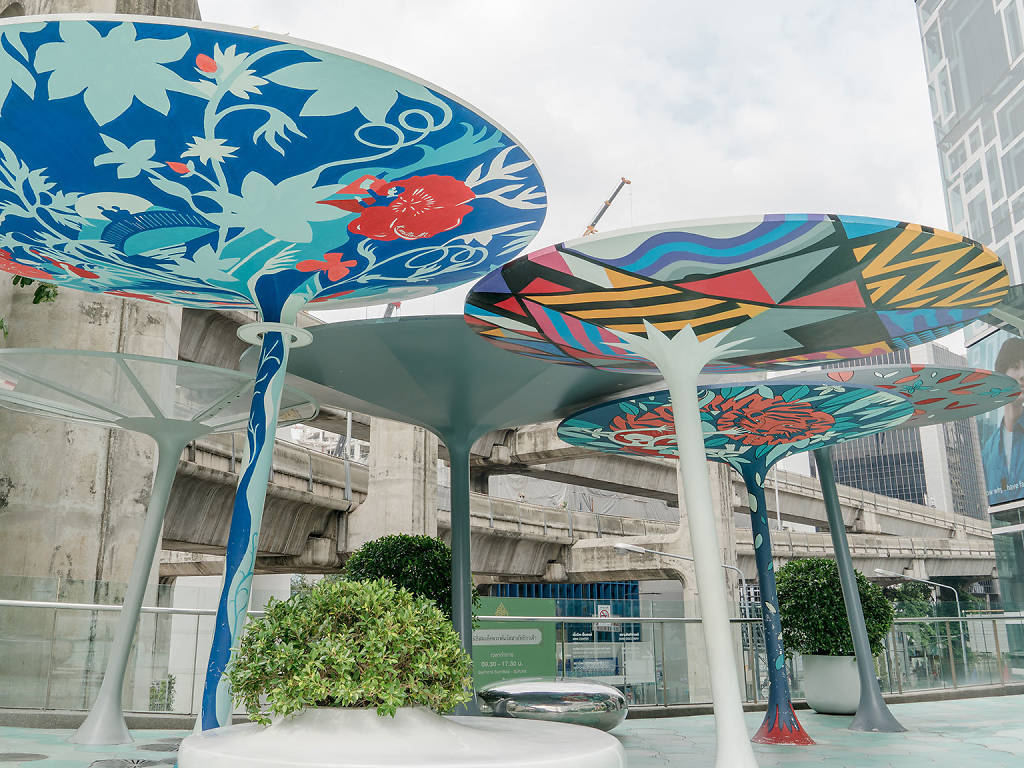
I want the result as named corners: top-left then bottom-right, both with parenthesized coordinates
top-left (0, 349), bottom-right (316, 744)
top-left (0, 17), bottom-right (545, 730)
top-left (465, 215), bottom-right (1006, 767)
top-left (781, 364), bottom-right (1021, 732)
top-left (260, 315), bottom-right (659, 682)
top-left (558, 381), bottom-right (915, 744)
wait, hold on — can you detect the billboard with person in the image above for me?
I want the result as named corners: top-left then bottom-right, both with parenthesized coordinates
top-left (968, 329), bottom-right (1024, 507)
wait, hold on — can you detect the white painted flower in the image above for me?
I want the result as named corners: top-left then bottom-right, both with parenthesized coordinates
top-left (182, 136), bottom-right (238, 166)
top-left (210, 43), bottom-right (267, 99)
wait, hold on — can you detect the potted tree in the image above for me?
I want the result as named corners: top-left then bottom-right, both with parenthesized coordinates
top-left (177, 578), bottom-right (473, 765)
top-left (776, 557), bottom-right (893, 715)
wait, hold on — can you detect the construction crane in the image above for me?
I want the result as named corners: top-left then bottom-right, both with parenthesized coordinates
top-left (582, 177), bottom-right (631, 236)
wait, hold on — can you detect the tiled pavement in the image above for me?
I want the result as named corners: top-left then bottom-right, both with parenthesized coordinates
top-left (1, 695), bottom-right (1022, 766)
top-left (616, 696), bottom-right (1024, 768)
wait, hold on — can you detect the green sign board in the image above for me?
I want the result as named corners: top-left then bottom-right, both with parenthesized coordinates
top-left (472, 596), bottom-right (556, 688)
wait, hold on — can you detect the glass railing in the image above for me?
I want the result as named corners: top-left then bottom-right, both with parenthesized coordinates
top-left (0, 597), bottom-right (1021, 716)
top-left (878, 613), bottom-right (1024, 694)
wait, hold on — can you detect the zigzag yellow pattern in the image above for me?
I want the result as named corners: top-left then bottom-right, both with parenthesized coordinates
top-left (859, 228), bottom-right (1006, 308)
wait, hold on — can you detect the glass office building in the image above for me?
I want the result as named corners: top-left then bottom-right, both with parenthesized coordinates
top-left (816, 345), bottom-right (987, 520)
top-left (915, 0), bottom-right (1024, 278)
top-left (916, 1), bottom-right (1024, 635)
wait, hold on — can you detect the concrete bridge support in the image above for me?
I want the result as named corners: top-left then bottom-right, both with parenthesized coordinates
top-left (345, 418), bottom-right (439, 551)
top-left (0, 0), bottom-right (201, 714)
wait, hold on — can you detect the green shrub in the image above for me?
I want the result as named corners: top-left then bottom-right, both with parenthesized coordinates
top-left (148, 675), bottom-right (175, 711)
top-left (776, 557), bottom-right (893, 657)
top-left (228, 578), bottom-right (473, 724)
top-left (343, 534), bottom-right (477, 617)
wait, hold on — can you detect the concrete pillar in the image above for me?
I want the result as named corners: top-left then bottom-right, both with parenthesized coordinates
top-left (0, 0), bottom-right (196, 712)
top-left (19, 1), bottom-right (199, 17)
top-left (344, 417), bottom-right (439, 551)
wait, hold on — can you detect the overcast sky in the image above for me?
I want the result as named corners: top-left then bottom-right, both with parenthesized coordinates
top-left (198, 0), bottom-right (944, 320)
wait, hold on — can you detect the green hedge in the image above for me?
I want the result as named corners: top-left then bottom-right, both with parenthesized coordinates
top-left (228, 578), bottom-right (472, 723)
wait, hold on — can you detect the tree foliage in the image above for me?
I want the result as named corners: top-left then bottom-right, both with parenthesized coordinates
top-left (1, 276), bottom-right (58, 339)
top-left (776, 557), bottom-right (894, 657)
top-left (228, 578), bottom-right (472, 724)
top-left (343, 534), bottom-right (476, 618)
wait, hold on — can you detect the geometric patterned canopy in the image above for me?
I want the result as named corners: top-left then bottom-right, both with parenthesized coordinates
top-left (465, 214), bottom-right (1008, 374)
top-left (0, 19), bottom-right (545, 321)
top-left (0, 349), bottom-right (317, 434)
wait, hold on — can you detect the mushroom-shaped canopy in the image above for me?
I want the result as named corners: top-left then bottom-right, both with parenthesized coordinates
top-left (0, 17), bottom-right (546, 321)
top-left (465, 215), bottom-right (1007, 374)
top-left (0, 348), bottom-right (317, 435)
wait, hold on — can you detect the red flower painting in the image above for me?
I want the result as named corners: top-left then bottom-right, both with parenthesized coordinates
top-left (608, 404), bottom-right (677, 457)
top-left (711, 393), bottom-right (834, 446)
top-left (321, 175), bottom-right (475, 241)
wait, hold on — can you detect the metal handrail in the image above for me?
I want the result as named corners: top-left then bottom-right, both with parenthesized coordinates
top-left (5, 599), bottom-right (1019, 625)
top-left (0, 598), bottom-right (265, 617)
top-left (478, 614), bottom-right (752, 624)
top-left (893, 614), bottom-right (1024, 624)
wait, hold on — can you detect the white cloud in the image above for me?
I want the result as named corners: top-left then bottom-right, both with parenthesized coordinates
top-left (198, 0), bottom-right (947, 320)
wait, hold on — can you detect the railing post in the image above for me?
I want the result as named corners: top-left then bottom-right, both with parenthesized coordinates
top-left (189, 615), bottom-right (200, 716)
top-left (567, 508), bottom-right (574, 539)
top-left (659, 621), bottom-right (668, 707)
top-left (307, 451), bottom-right (314, 492)
top-left (992, 619), bottom-right (1005, 684)
top-left (891, 629), bottom-right (903, 694)
top-left (945, 620), bottom-right (957, 688)
top-left (344, 411), bottom-right (352, 501)
top-left (43, 607), bottom-right (58, 709)
top-left (229, 433), bottom-right (236, 473)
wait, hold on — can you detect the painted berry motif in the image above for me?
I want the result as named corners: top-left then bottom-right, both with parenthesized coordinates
top-left (712, 393), bottom-right (835, 446)
top-left (607, 403), bottom-right (675, 456)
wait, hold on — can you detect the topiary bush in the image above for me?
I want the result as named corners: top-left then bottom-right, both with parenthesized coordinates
top-left (343, 534), bottom-right (477, 617)
top-left (776, 557), bottom-right (893, 657)
top-left (227, 578), bottom-right (473, 724)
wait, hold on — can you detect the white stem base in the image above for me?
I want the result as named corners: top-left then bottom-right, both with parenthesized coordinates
top-left (178, 707), bottom-right (625, 768)
top-left (616, 324), bottom-right (759, 768)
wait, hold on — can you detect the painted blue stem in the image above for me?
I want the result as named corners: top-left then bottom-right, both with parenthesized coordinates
top-left (741, 465), bottom-right (812, 744)
top-left (200, 331), bottom-right (291, 730)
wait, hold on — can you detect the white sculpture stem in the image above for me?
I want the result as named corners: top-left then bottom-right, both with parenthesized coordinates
top-left (71, 431), bottom-right (197, 744)
top-left (617, 324), bottom-right (758, 768)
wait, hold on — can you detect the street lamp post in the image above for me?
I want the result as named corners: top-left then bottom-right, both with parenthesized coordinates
top-left (874, 568), bottom-right (968, 673)
top-left (613, 543), bottom-right (747, 614)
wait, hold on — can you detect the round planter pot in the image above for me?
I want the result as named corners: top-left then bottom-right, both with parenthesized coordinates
top-left (177, 706), bottom-right (626, 768)
top-left (802, 654), bottom-right (860, 715)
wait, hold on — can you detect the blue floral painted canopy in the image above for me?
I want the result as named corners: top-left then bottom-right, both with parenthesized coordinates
top-left (0, 17), bottom-right (546, 321)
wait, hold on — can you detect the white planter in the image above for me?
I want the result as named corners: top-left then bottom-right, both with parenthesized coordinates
top-left (177, 706), bottom-right (626, 768)
top-left (802, 654), bottom-right (860, 714)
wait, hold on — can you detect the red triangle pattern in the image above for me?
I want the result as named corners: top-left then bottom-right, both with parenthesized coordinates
top-left (782, 281), bottom-right (865, 308)
top-left (494, 297), bottom-right (527, 316)
top-left (677, 269), bottom-right (773, 303)
top-left (523, 277), bottom-right (571, 294)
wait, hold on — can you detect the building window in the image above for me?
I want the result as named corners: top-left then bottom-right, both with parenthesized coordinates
top-left (1005, 3), bottom-right (1023, 63)
top-left (987, 147), bottom-right (1006, 201)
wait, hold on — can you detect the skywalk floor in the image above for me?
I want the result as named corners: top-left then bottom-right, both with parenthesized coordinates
top-left (1, 695), bottom-right (1021, 766)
